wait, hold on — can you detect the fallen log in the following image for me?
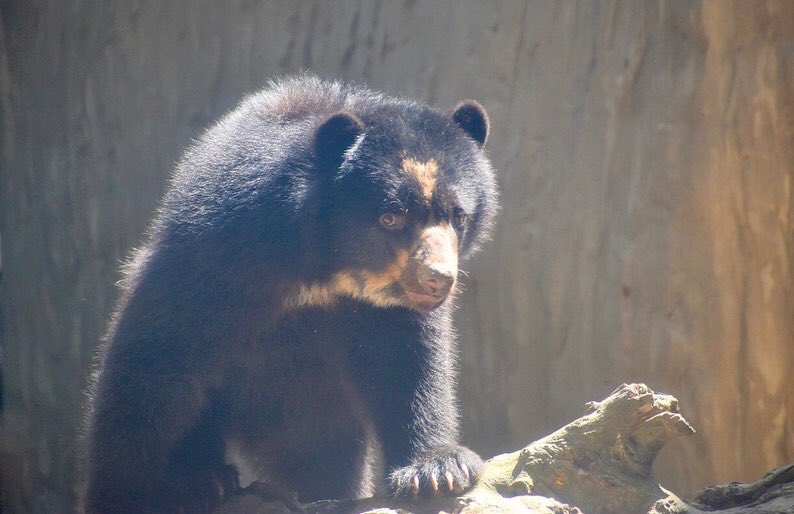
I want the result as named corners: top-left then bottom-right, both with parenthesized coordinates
top-left (217, 383), bottom-right (794, 513)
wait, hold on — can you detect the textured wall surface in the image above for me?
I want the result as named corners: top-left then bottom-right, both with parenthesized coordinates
top-left (1, 1), bottom-right (792, 512)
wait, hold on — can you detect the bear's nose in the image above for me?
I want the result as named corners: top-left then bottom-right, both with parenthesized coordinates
top-left (421, 268), bottom-right (455, 297)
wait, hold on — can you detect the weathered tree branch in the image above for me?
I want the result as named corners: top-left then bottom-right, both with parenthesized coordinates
top-left (216, 384), bottom-right (794, 513)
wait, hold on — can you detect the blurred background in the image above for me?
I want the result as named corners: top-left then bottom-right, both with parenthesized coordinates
top-left (1, 1), bottom-right (792, 512)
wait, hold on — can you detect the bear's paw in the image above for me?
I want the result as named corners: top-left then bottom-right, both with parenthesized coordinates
top-left (388, 445), bottom-right (484, 498)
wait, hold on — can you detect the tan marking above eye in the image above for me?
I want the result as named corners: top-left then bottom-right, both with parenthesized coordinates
top-left (401, 158), bottom-right (438, 201)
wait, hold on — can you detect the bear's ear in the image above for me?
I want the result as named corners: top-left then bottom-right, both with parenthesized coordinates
top-left (452, 100), bottom-right (489, 147)
top-left (313, 112), bottom-right (365, 170)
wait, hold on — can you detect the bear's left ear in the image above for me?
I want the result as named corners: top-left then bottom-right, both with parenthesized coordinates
top-left (452, 100), bottom-right (489, 147)
top-left (313, 112), bottom-right (365, 170)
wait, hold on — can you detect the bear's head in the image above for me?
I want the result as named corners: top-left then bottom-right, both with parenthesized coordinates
top-left (293, 99), bottom-right (497, 313)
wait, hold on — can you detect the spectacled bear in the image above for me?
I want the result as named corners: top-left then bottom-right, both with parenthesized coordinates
top-left (84, 76), bottom-right (498, 513)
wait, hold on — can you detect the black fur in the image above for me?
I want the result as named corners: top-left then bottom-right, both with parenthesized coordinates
top-left (313, 112), bottom-right (365, 170)
top-left (451, 101), bottom-right (489, 147)
top-left (84, 76), bottom-right (498, 513)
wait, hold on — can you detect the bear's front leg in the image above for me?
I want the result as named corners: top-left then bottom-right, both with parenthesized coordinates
top-left (347, 302), bottom-right (483, 498)
top-left (362, 314), bottom-right (484, 498)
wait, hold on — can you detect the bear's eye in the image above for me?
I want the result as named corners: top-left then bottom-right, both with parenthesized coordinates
top-left (453, 208), bottom-right (468, 229)
top-left (380, 212), bottom-right (407, 231)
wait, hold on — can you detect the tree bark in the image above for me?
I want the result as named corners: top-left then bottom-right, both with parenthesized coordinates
top-left (216, 384), bottom-right (793, 514)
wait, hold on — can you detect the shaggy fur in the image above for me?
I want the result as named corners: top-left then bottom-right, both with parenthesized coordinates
top-left (84, 76), bottom-right (498, 513)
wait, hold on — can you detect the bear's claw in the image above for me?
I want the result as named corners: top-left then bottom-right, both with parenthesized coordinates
top-left (389, 445), bottom-right (483, 498)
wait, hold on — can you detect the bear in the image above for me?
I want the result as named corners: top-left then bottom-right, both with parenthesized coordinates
top-left (83, 76), bottom-right (498, 513)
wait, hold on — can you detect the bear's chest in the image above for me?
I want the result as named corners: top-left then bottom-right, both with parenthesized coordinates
top-left (221, 307), bottom-right (373, 431)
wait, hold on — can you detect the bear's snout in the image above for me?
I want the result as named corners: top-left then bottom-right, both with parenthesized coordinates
top-left (400, 224), bottom-right (458, 310)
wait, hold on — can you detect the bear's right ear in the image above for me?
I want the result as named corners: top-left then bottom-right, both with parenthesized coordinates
top-left (452, 100), bottom-right (489, 147)
top-left (313, 112), bottom-right (365, 170)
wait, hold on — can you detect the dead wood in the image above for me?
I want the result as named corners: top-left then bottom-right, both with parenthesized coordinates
top-left (216, 384), bottom-right (793, 513)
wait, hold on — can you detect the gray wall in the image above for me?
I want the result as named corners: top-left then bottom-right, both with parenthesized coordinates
top-left (1, 1), bottom-right (792, 512)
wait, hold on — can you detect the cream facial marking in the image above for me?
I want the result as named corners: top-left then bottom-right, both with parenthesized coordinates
top-left (282, 272), bottom-right (359, 311)
top-left (402, 158), bottom-right (438, 201)
top-left (283, 250), bottom-right (411, 311)
top-left (283, 224), bottom-right (461, 313)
